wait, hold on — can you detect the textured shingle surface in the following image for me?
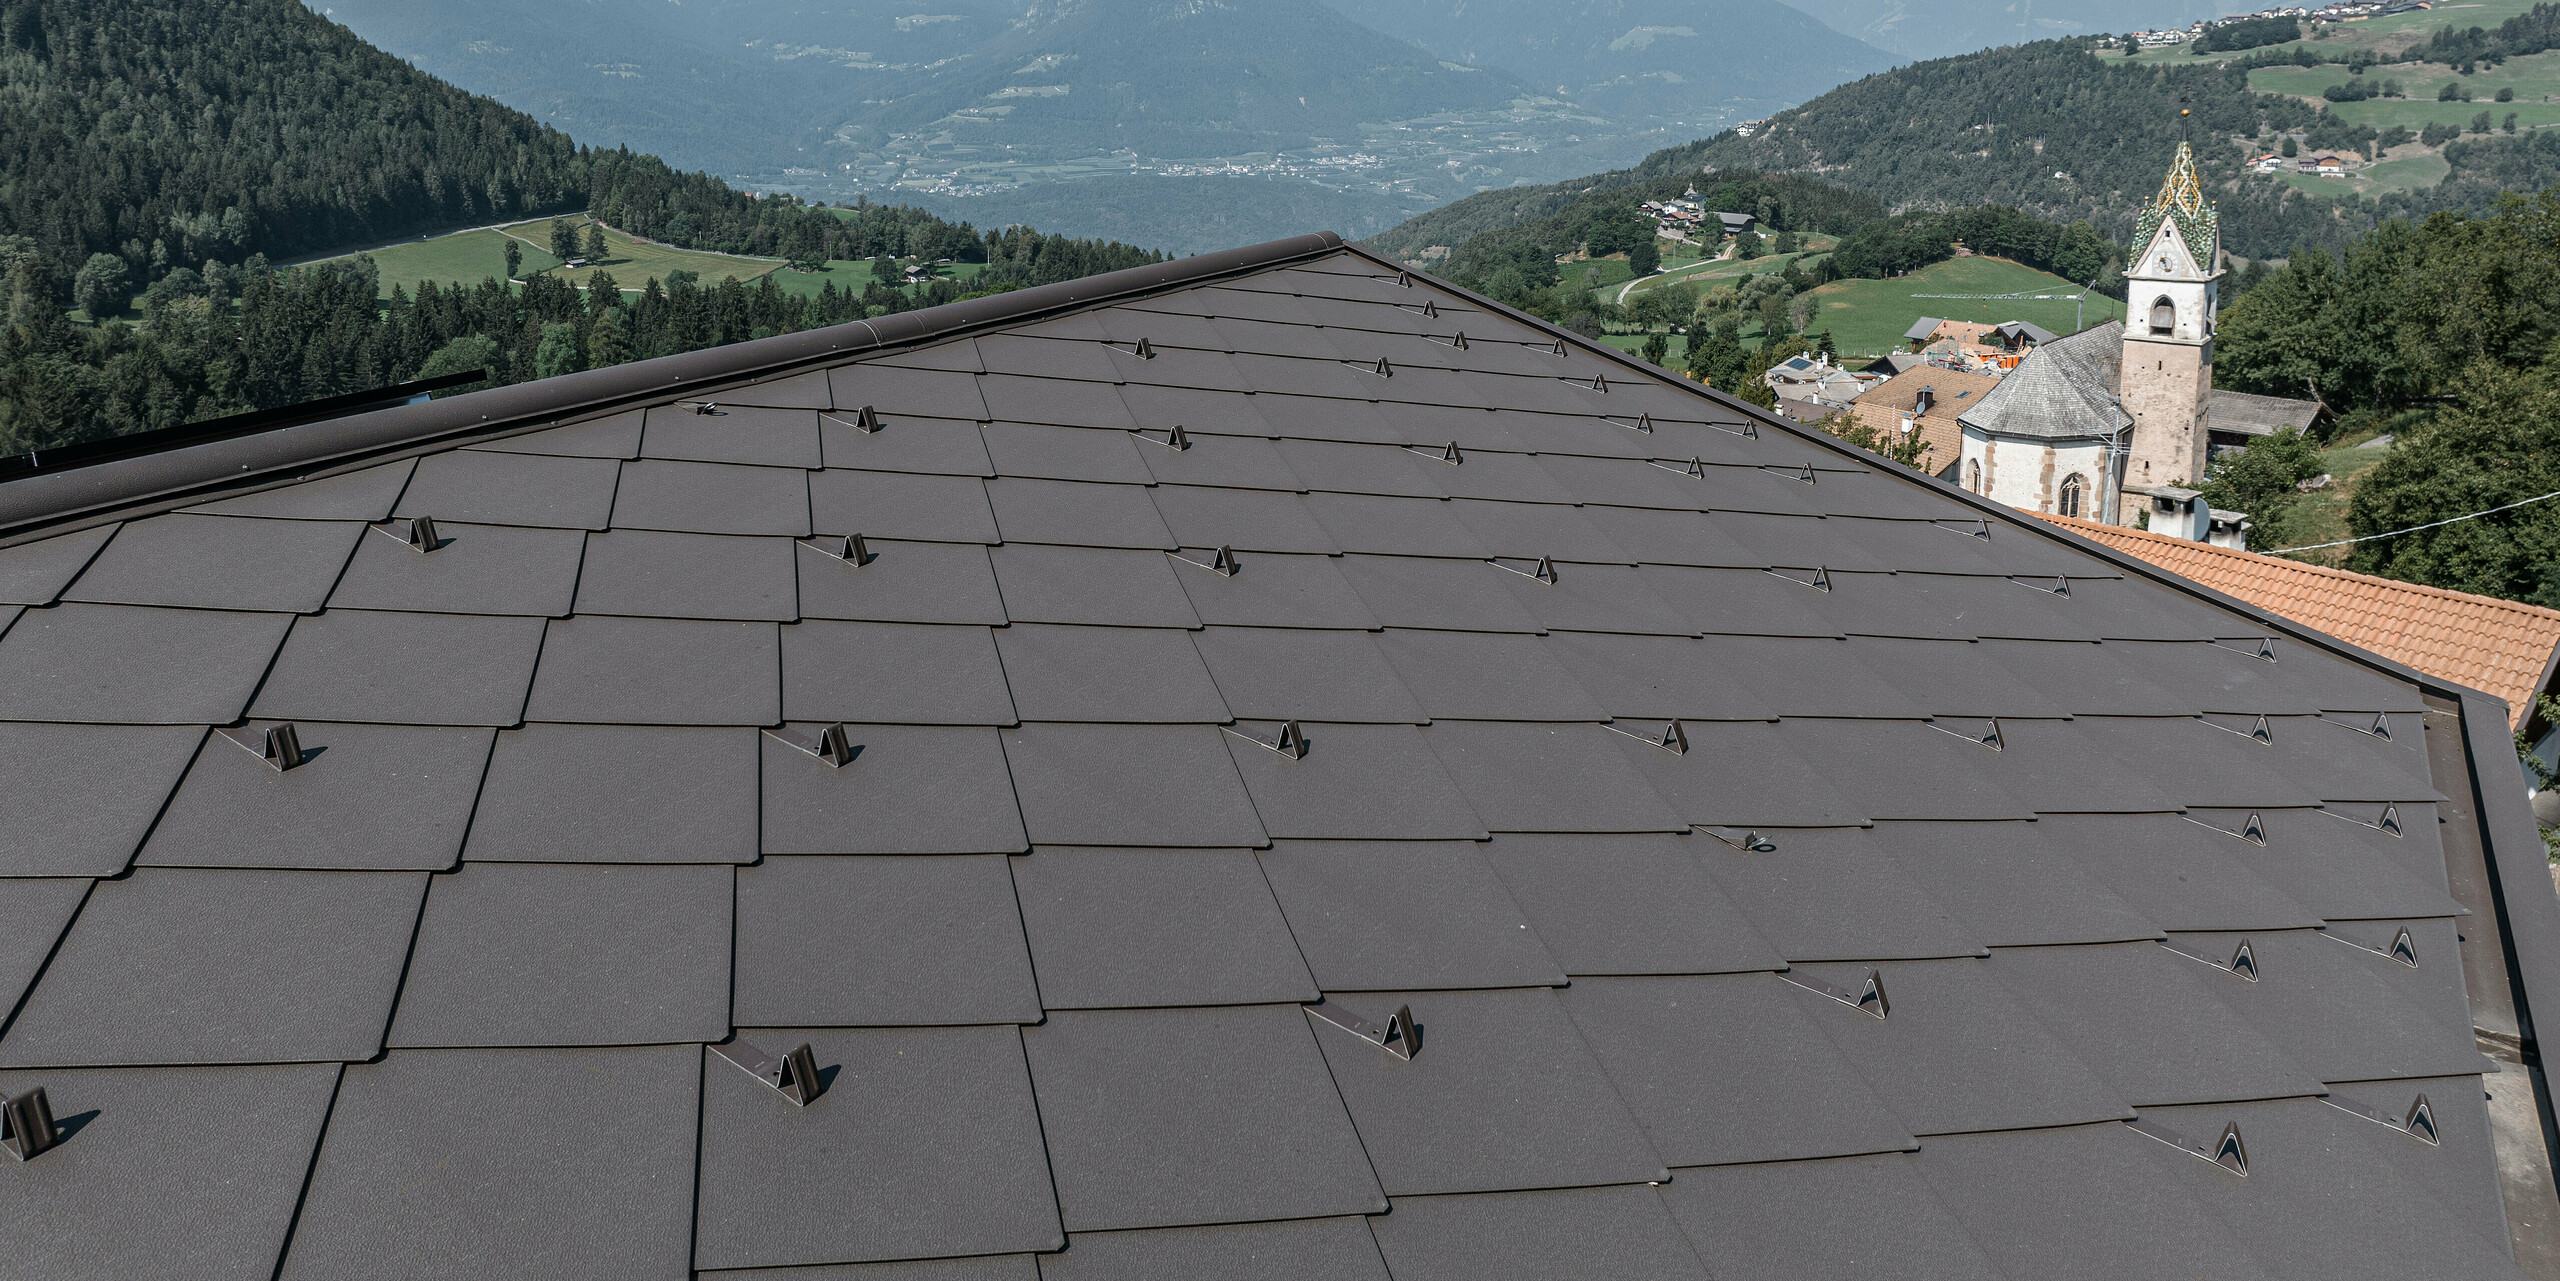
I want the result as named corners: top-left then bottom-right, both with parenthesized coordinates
top-left (0, 242), bottom-right (2535, 1280)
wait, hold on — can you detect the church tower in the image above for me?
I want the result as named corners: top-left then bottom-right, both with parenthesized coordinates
top-left (2117, 138), bottom-right (2219, 521)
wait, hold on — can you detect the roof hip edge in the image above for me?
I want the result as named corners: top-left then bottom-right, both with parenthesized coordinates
top-left (0, 232), bottom-right (1348, 546)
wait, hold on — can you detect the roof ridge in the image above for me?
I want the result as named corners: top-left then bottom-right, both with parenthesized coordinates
top-left (0, 232), bottom-right (1351, 547)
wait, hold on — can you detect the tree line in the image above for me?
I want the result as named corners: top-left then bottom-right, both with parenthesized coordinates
top-left (2198, 193), bottom-right (2560, 608)
top-left (0, 220), bottom-right (1163, 453)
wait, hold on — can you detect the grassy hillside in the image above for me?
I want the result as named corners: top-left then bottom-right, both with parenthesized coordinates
top-left (1796, 255), bottom-right (2124, 356)
top-left (309, 215), bottom-right (996, 303)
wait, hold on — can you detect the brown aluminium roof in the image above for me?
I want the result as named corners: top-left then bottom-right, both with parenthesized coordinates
top-left (2, 230), bottom-right (2559, 1279)
top-left (2038, 510), bottom-right (2560, 731)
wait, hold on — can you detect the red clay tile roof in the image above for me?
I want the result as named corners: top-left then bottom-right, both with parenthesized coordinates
top-left (2037, 511), bottom-right (2560, 728)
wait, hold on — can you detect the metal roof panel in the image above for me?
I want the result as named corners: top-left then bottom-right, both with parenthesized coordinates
top-left (387, 862), bottom-right (733, 1047)
top-left (694, 1026), bottom-right (1063, 1270)
top-left (1022, 1006), bottom-right (1385, 1232)
top-left (467, 724), bottom-right (760, 864)
top-left (786, 622), bottom-right (1016, 725)
top-left (63, 513), bottom-right (360, 613)
top-left (140, 722), bottom-right (493, 870)
top-left (734, 855), bottom-right (1040, 1026)
top-left (0, 867), bottom-right (426, 1067)
top-left (247, 609), bottom-right (545, 725)
top-left (1011, 847), bottom-right (1319, 1009)
top-left (280, 1047), bottom-right (699, 1281)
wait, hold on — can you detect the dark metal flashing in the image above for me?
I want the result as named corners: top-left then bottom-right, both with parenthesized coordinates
top-left (0, 233), bottom-right (1347, 549)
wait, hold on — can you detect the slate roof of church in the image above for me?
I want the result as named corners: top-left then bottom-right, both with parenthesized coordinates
top-left (1957, 320), bottom-right (2131, 441)
top-left (0, 232), bottom-right (2554, 1281)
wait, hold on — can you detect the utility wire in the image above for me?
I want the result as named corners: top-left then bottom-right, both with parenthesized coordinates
top-left (2265, 489), bottom-right (2560, 554)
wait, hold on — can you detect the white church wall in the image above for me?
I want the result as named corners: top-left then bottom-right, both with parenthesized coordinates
top-left (1960, 428), bottom-right (2109, 519)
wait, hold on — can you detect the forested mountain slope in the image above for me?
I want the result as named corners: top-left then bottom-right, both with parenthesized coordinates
top-left (0, 0), bottom-right (1162, 450)
top-left (0, 0), bottom-right (588, 274)
top-left (1376, 36), bottom-right (2560, 262)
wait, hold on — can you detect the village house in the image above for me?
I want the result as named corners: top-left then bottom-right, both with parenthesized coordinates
top-left (1843, 365), bottom-right (2001, 477)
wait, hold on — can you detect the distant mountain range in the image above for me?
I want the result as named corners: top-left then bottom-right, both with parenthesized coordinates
top-left (313, 0), bottom-right (1657, 249)
top-left (1779, 0), bottom-right (2228, 61)
top-left (1319, 0), bottom-right (1896, 126)
top-left (310, 0), bottom-right (2267, 249)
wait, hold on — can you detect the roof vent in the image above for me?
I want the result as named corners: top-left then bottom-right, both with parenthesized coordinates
top-left (1766, 565), bottom-right (1832, 593)
top-left (1700, 826), bottom-right (1778, 852)
top-left (1779, 966), bottom-right (1890, 1019)
top-left (1305, 1001), bottom-right (1417, 1061)
top-left (374, 515), bottom-right (443, 553)
top-left (801, 533), bottom-right (874, 567)
top-left (1932, 718), bottom-right (2003, 751)
top-left (218, 722), bottom-right (307, 772)
top-left (2, 1087), bottom-right (60, 1162)
top-left (1226, 719), bottom-right (1308, 760)
top-left (1762, 464), bottom-right (1817, 485)
top-left (711, 1039), bottom-right (825, 1106)
top-left (2128, 1116), bottom-right (2249, 1176)
top-left (2009, 575), bottom-right (2070, 597)
top-left (767, 722), bottom-right (859, 768)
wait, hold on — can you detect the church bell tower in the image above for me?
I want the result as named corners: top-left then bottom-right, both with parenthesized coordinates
top-left (2118, 136), bottom-right (2219, 521)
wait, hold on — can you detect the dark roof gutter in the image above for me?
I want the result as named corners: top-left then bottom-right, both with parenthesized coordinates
top-left (0, 232), bottom-right (1345, 546)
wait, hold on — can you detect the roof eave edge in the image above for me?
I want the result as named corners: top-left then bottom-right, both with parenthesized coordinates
top-left (0, 232), bottom-right (1348, 544)
top-left (2454, 689), bottom-right (2560, 1091)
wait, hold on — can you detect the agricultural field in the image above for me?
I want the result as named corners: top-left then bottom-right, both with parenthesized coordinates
top-left (2275, 146), bottom-right (2452, 198)
top-left (1791, 256), bottom-right (2124, 358)
top-left (1620, 239), bottom-right (1839, 304)
top-left (2128, 0), bottom-right (2541, 68)
top-left (2248, 49), bottom-right (2560, 132)
top-left (305, 215), bottom-right (980, 302)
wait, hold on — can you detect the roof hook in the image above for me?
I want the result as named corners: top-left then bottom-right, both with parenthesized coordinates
top-left (1305, 1001), bottom-right (1417, 1060)
top-left (767, 722), bottom-right (859, 768)
top-left (1440, 440), bottom-right (1463, 465)
top-left (1133, 336), bottom-right (1156, 359)
top-left (374, 515), bottom-right (443, 553)
top-left (1, 1087), bottom-right (60, 1161)
top-left (710, 1039), bottom-right (825, 1106)
top-left (802, 533), bottom-right (874, 567)
top-left (217, 722), bottom-right (307, 772)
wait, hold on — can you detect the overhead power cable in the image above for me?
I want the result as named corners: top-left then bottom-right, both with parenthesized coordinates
top-left (2264, 489), bottom-right (2560, 554)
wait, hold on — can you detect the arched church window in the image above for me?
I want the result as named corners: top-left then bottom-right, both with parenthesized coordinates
top-left (2058, 472), bottom-right (2086, 518)
top-left (2148, 298), bottom-right (2175, 335)
top-left (1965, 458), bottom-right (1982, 493)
